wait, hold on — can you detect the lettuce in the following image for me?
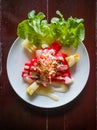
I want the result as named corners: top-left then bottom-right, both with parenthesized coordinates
top-left (17, 10), bottom-right (85, 48)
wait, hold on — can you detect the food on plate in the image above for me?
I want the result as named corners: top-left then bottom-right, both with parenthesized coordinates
top-left (17, 10), bottom-right (85, 101)
top-left (17, 10), bottom-right (85, 49)
top-left (21, 40), bottom-right (79, 100)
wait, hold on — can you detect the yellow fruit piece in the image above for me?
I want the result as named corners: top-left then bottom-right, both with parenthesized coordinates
top-left (26, 82), bottom-right (39, 95)
top-left (66, 54), bottom-right (80, 67)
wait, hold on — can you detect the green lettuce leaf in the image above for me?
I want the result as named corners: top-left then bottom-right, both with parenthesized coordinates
top-left (17, 10), bottom-right (85, 48)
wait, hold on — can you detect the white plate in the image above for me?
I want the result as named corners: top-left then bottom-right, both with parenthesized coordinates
top-left (7, 38), bottom-right (90, 108)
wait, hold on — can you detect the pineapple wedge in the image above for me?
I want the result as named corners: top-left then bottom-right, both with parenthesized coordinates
top-left (66, 54), bottom-right (79, 67)
top-left (26, 82), bottom-right (39, 95)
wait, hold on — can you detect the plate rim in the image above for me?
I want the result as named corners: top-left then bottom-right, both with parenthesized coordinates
top-left (6, 37), bottom-right (90, 108)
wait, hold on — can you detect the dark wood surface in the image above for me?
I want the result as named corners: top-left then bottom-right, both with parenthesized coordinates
top-left (0, 0), bottom-right (96, 130)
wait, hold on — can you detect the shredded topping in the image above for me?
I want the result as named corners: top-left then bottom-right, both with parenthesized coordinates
top-left (38, 49), bottom-right (58, 81)
top-left (22, 41), bottom-right (72, 86)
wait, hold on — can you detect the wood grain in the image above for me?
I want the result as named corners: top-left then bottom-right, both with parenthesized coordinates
top-left (0, 0), bottom-right (96, 130)
top-left (47, 0), bottom-right (96, 130)
top-left (1, 0), bottom-right (47, 130)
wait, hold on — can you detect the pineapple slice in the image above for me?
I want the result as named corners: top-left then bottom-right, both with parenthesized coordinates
top-left (26, 82), bottom-right (39, 95)
top-left (66, 54), bottom-right (79, 67)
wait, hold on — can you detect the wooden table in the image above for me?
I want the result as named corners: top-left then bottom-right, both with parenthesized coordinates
top-left (0, 0), bottom-right (96, 130)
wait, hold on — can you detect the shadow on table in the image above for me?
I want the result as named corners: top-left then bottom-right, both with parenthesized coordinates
top-left (17, 88), bottom-right (85, 117)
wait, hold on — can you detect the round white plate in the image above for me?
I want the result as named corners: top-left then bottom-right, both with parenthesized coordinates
top-left (7, 38), bottom-right (90, 108)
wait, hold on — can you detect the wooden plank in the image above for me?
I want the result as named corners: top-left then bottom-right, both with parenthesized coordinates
top-left (47, 108), bottom-right (65, 130)
top-left (0, 0), bottom-right (47, 130)
top-left (47, 0), bottom-right (96, 130)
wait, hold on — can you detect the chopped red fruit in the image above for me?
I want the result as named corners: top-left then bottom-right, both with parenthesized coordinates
top-left (22, 41), bottom-right (72, 86)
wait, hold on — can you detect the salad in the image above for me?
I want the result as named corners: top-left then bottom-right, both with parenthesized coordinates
top-left (17, 10), bottom-right (85, 101)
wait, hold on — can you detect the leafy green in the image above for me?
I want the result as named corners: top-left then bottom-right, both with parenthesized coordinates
top-left (17, 10), bottom-right (85, 48)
